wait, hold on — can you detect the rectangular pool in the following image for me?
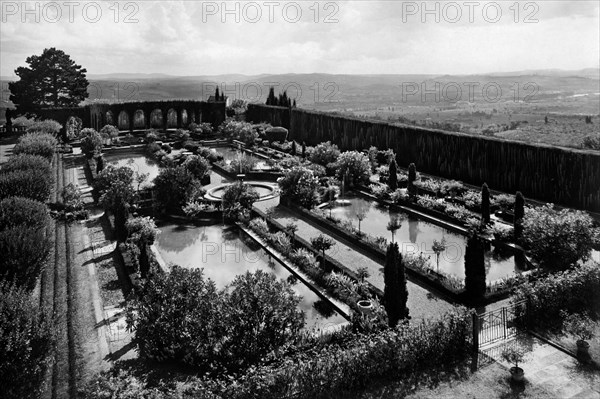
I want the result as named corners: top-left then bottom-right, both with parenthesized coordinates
top-left (154, 222), bottom-right (348, 331)
top-left (329, 194), bottom-right (525, 284)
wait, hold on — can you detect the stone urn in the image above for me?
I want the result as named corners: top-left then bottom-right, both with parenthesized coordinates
top-left (357, 300), bottom-right (373, 316)
top-left (576, 340), bottom-right (591, 363)
top-left (509, 366), bottom-right (525, 382)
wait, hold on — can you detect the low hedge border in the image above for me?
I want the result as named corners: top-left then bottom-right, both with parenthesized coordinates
top-left (237, 223), bottom-right (352, 320)
top-left (281, 197), bottom-right (528, 306)
top-left (251, 206), bottom-right (384, 300)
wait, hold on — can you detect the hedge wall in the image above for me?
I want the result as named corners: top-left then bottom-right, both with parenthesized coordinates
top-left (246, 105), bottom-right (600, 212)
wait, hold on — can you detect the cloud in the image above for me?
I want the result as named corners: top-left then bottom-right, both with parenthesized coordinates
top-left (1, 0), bottom-right (598, 76)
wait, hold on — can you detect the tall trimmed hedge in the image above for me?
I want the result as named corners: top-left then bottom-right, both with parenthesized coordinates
top-left (1, 154), bottom-right (52, 176)
top-left (13, 132), bottom-right (57, 161)
top-left (513, 263), bottom-right (600, 331)
top-left (0, 197), bottom-right (49, 230)
top-left (0, 225), bottom-right (52, 290)
top-left (247, 106), bottom-right (600, 211)
top-left (0, 170), bottom-right (53, 202)
top-left (0, 282), bottom-right (54, 399)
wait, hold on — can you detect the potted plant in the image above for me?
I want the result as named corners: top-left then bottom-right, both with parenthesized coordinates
top-left (502, 345), bottom-right (528, 382)
top-left (357, 299), bottom-right (373, 315)
top-left (562, 312), bottom-right (596, 362)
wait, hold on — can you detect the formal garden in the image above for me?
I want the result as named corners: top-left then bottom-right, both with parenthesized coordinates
top-left (2, 111), bottom-right (599, 398)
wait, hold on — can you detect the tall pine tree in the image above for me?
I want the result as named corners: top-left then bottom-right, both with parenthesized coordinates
top-left (9, 47), bottom-right (89, 113)
top-left (384, 242), bottom-right (409, 327)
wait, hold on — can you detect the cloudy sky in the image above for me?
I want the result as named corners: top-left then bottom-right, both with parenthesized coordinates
top-left (1, 0), bottom-right (599, 77)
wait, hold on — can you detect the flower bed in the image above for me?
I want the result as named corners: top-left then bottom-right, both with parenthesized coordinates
top-left (245, 215), bottom-right (378, 315)
top-left (283, 198), bottom-right (528, 305)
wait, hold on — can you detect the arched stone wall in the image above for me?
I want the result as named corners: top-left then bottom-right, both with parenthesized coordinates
top-left (33, 99), bottom-right (224, 136)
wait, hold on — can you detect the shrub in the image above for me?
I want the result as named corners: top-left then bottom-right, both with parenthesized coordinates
top-left (334, 151), bottom-right (372, 187)
top-left (94, 165), bottom-right (134, 196)
top-left (153, 166), bottom-right (198, 212)
top-left (0, 197), bottom-right (49, 230)
top-left (493, 193), bottom-right (515, 210)
top-left (145, 129), bottom-right (159, 143)
top-left (126, 267), bottom-right (304, 372)
top-left (183, 155), bottom-right (211, 180)
top-left (61, 182), bottom-right (84, 211)
top-left (278, 167), bottom-right (321, 209)
top-left (13, 132), bottom-right (57, 160)
top-left (0, 282), bottom-right (54, 399)
top-left (228, 153), bottom-right (256, 174)
top-left (440, 180), bottom-right (465, 197)
top-left (10, 116), bottom-right (34, 128)
top-left (126, 266), bottom-right (226, 368)
top-left (80, 128), bottom-right (103, 158)
top-left (513, 262), bottom-right (600, 331)
top-left (370, 183), bottom-right (389, 201)
top-left (249, 218), bottom-right (270, 238)
top-left (309, 141), bottom-right (340, 166)
top-left (522, 204), bottom-right (595, 271)
top-left (222, 181), bottom-right (259, 221)
top-left (582, 134), bottom-right (600, 150)
top-left (0, 169), bottom-right (52, 202)
top-left (0, 225), bottom-right (51, 290)
top-left (1, 154), bottom-right (51, 175)
top-left (100, 125), bottom-right (120, 144)
top-left (25, 119), bottom-right (62, 136)
top-left (223, 270), bottom-right (305, 368)
top-left (561, 312), bottom-right (596, 342)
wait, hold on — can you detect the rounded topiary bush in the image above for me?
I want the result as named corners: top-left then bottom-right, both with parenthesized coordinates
top-left (0, 225), bottom-right (52, 290)
top-left (0, 281), bottom-right (54, 399)
top-left (0, 197), bottom-right (49, 230)
top-left (13, 132), bottom-right (57, 161)
top-left (1, 154), bottom-right (52, 177)
top-left (0, 170), bottom-right (53, 202)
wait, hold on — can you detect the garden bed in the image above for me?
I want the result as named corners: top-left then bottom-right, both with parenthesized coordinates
top-left (282, 197), bottom-right (530, 306)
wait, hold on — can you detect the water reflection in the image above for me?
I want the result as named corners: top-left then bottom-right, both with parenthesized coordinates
top-left (155, 223), bottom-right (347, 329)
top-left (331, 194), bottom-right (524, 283)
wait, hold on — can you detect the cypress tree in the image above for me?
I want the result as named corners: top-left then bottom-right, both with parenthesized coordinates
top-left (481, 183), bottom-right (490, 224)
top-left (407, 163), bottom-right (417, 197)
top-left (291, 141), bottom-right (297, 156)
top-left (266, 87), bottom-right (276, 105)
top-left (215, 87), bottom-right (220, 101)
top-left (384, 242), bottom-right (409, 327)
top-left (302, 142), bottom-right (306, 158)
top-left (514, 191), bottom-right (525, 241)
top-left (389, 159), bottom-right (398, 191)
top-left (464, 233), bottom-right (486, 302)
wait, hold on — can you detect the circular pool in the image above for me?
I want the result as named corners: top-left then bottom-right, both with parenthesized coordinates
top-left (205, 182), bottom-right (277, 202)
